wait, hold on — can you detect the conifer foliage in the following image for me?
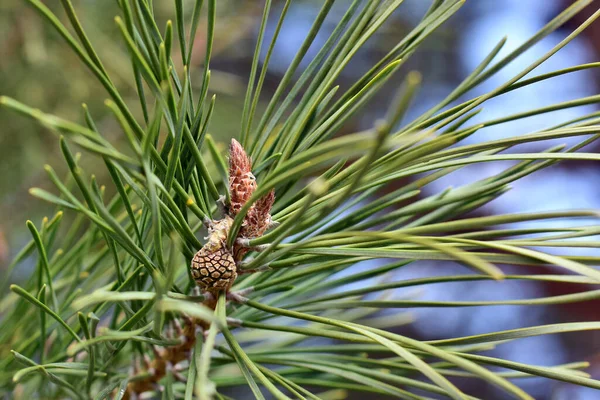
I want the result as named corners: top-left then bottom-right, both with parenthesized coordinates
top-left (2, 0), bottom-right (600, 399)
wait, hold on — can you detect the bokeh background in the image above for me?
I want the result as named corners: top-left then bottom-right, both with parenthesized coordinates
top-left (1, 1), bottom-right (599, 399)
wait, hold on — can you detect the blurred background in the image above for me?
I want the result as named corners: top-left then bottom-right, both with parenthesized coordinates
top-left (1, 0), bottom-right (599, 398)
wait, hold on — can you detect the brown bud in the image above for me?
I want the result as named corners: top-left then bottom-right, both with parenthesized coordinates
top-left (229, 139), bottom-right (257, 216)
top-left (241, 189), bottom-right (275, 238)
top-left (226, 140), bottom-right (276, 259)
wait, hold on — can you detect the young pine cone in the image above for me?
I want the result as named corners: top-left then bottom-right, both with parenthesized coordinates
top-left (190, 217), bottom-right (237, 295)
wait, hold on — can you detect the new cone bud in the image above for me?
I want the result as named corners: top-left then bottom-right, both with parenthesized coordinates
top-left (228, 139), bottom-right (257, 216)
top-left (227, 139), bottom-right (275, 239)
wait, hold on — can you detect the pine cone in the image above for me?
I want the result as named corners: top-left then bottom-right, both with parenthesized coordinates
top-left (190, 216), bottom-right (237, 295)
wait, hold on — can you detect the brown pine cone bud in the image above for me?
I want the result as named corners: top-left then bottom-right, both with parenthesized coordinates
top-left (240, 189), bottom-right (275, 238)
top-left (229, 139), bottom-right (257, 216)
